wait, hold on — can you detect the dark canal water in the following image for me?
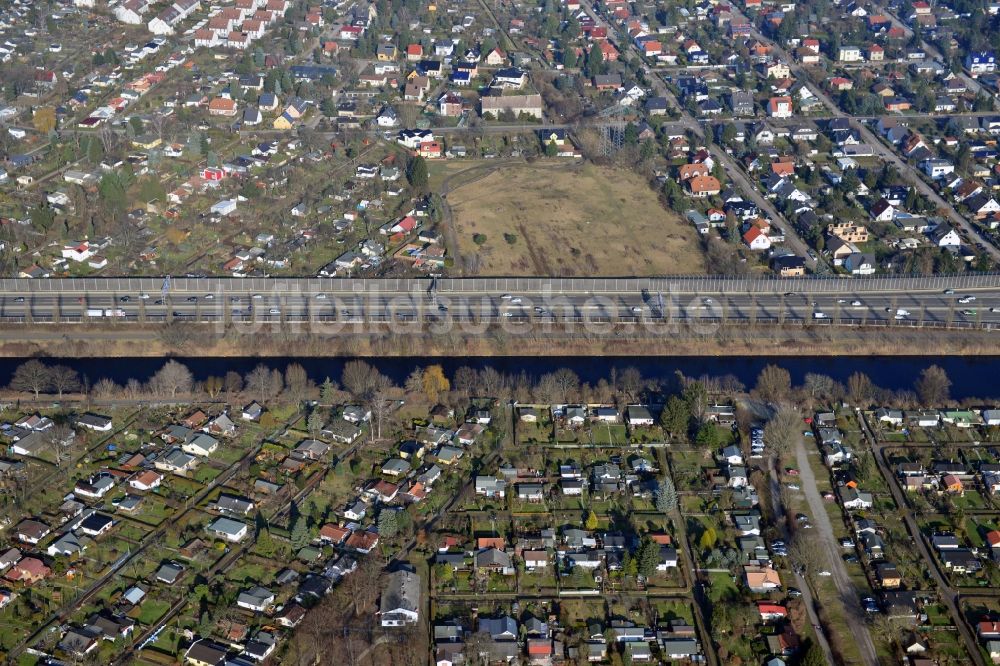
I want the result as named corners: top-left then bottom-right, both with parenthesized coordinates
top-left (0, 356), bottom-right (997, 400)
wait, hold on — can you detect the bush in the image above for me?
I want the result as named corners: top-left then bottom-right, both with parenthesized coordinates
top-left (503, 233), bottom-right (518, 245)
top-left (473, 233), bottom-right (488, 245)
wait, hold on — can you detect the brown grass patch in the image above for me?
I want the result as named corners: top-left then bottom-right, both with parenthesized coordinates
top-left (447, 161), bottom-right (705, 276)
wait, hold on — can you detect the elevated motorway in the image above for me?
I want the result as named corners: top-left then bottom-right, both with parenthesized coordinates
top-left (1, 275), bottom-right (1000, 330)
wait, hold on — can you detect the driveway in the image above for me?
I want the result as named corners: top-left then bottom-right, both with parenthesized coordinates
top-left (794, 436), bottom-right (880, 666)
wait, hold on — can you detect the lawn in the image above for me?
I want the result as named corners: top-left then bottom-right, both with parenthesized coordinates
top-left (447, 161), bottom-right (705, 275)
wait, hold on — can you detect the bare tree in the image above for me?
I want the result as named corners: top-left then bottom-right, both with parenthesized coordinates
top-left (478, 367), bottom-right (506, 399)
top-left (224, 370), bottom-right (244, 395)
top-left (285, 363), bottom-right (311, 404)
top-left (91, 378), bottom-right (119, 399)
top-left (803, 373), bottom-right (838, 402)
top-left (764, 406), bottom-right (801, 458)
top-left (49, 365), bottom-right (81, 399)
top-left (10, 359), bottom-right (51, 399)
top-left (789, 531), bottom-right (827, 580)
top-left (552, 368), bottom-right (581, 403)
top-left (916, 365), bottom-right (951, 406)
top-left (755, 364), bottom-right (792, 404)
top-left (370, 387), bottom-right (394, 441)
top-left (847, 371), bottom-right (875, 407)
top-left (342, 360), bottom-right (380, 400)
top-left (618, 366), bottom-right (643, 401)
top-left (149, 360), bottom-right (193, 398)
top-left (452, 366), bottom-right (478, 395)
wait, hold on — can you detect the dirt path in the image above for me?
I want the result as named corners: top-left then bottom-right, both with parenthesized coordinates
top-left (793, 436), bottom-right (879, 666)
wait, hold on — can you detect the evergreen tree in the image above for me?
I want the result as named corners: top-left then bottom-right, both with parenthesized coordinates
top-left (655, 477), bottom-right (677, 513)
top-left (659, 395), bottom-right (690, 438)
top-left (290, 515), bottom-right (309, 550)
top-left (407, 156), bottom-right (429, 191)
top-left (636, 537), bottom-right (658, 577)
top-left (378, 509), bottom-right (399, 537)
top-left (320, 377), bottom-right (336, 403)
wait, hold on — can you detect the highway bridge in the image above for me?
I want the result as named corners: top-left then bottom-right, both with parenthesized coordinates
top-left (1, 275), bottom-right (1000, 331)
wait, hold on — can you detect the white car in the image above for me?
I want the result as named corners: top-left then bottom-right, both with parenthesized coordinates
top-left (958, 296), bottom-right (976, 304)
top-left (511, 297), bottom-right (522, 304)
top-left (851, 300), bottom-right (862, 307)
top-left (813, 312), bottom-right (828, 319)
top-left (268, 308), bottom-right (281, 315)
top-left (501, 294), bottom-right (512, 300)
top-left (316, 293), bottom-right (327, 299)
top-left (818, 570), bottom-right (832, 576)
top-left (139, 293), bottom-right (150, 300)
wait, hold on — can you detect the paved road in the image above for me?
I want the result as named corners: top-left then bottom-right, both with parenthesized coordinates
top-left (861, 412), bottom-right (988, 666)
top-left (3, 280), bottom-right (1000, 329)
top-left (765, 456), bottom-right (837, 665)
top-left (793, 434), bottom-right (879, 666)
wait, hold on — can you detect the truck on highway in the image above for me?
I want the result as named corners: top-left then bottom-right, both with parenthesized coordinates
top-left (86, 309), bottom-right (126, 318)
top-left (86, 309), bottom-right (104, 317)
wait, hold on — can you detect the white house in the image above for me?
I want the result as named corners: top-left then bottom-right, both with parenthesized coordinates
top-left (379, 570), bottom-right (421, 626)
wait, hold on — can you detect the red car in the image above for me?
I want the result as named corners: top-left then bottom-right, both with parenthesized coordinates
top-left (785, 468), bottom-right (799, 476)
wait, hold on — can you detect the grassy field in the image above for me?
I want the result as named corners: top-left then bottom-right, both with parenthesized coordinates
top-left (444, 161), bottom-right (705, 276)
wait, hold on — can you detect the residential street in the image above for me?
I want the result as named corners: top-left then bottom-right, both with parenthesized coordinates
top-left (793, 435), bottom-right (880, 666)
top-left (766, 457), bottom-right (837, 665)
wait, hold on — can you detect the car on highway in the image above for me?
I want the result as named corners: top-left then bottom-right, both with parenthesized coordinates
top-left (991, 307), bottom-right (1000, 313)
top-left (154, 299), bottom-right (164, 305)
top-left (439, 304), bottom-right (449, 312)
top-left (958, 296), bottom-right (976, 303)
top-left (186, 296), bottom-right (197, 302)
top-left (501, 312), bottom-right (513, 317)
top-left (944, 289), bottom-right (955, 295)
top-left (851, 300), bottom-right (863, 307)
top-left (13, 296), bottom-right (24, 303)
top-left (813, 312), bottom-right (828, 319)
top-left (204, 294), bottom-right (213, 300)
top-left (511, 297), bottom-right (522, 304)
top-left (140, 293), bottom-right (150, 300)
top-left (837, 299), bottom-right (846, 304)
top-left (631, 306), bottom-right (642, 313)
top-left (231, 296), bottom-right (240, 303)
top-left (962, 309), bottom-right (977, 316)
top-left (316, 293), bottom-right (327, 299)
top-left (119, 296), bottom-right (130, 302)
top-left (501, 294), bottom-right (512, 300)
top-left (268, 308), bottom-right (281, 315)
top-left (784, 292), bottom-right (796, 296)
top-left (703, 297), bottom-right (713, 304)
top-left (252, 294), bottom-right (262, 299)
